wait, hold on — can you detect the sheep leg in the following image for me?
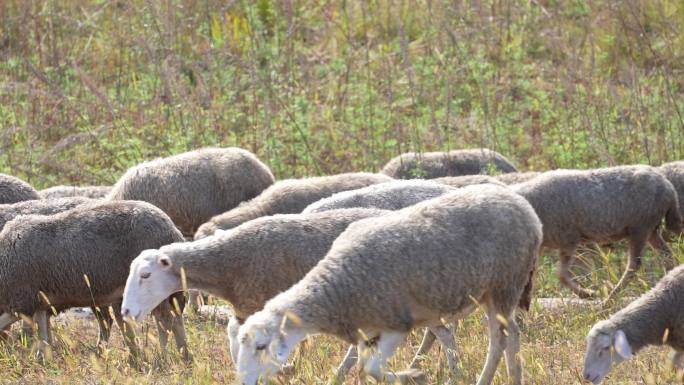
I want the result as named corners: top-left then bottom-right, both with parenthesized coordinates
top-left (649, 231), bottom-right (677, 271)
top-left (152, 294), bottom-right (190, 361)
top-left (503, 317), bottom-right (522, 385)
top-left (227, 316), bottom-right (241, 364)
top-left (558, 246), bottom-right (596, 298)
top-left (476, 307), bottom-right (507, 385)
top-left (409, 329), bottom-right (436, 369)
top-left (431, 325), bottom-right (459, 376)
top-left (605, 233), bottom-right (648, 303)
top-left (92, 306), bottom-right (114, 350)
top-left (358, 331), bottom-right (424, 384)
top-left (0, 313), bottom-right (18, 339)
top-left (327, 345), bottom-right (358, 385)
top-left (34, 310), bottom-right (51, 360)
top-left (111, 303), bottom-right (143, 363)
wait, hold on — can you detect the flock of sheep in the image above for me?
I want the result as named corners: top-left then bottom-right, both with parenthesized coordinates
top-left (1, 147), bottom-right (684, 385)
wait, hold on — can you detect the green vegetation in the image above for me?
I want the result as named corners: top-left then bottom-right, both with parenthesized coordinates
top-left (1, 1), bottom-right (684, 384)
top-left (2, 0), bottom-right (683, 185)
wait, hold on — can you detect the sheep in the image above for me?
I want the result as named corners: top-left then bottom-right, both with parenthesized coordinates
top-left (432, 174), bottom-right (505, 188)
top-left (302, 179), bottom-right (456, 214)
top-left (193, 172), bottom-right (392, 239)
top-left (512, 165), bottom-right (682, 301)
top-left (659, 161), bottom-right (684, 234)
top-left (380, 148), bottom-right (518, 179)
top-left (0, 173), bottom-right (40, 204)
top-left (0, 200), bottom-right (189, 360)
top-left (0, 196), bottom-right (92, 231)
top-left (39, 185), bottom-right (111, 199)
top-left (122, 208), bottom-right (458, 382)
top-left (583, 264), bottom-right (684, 384)
top-left (235, 184), bottom-right (543, 385)
top-left (494, 171), bottom-right (541, 185)
top-left (107, 147), bottom-right (275, 237)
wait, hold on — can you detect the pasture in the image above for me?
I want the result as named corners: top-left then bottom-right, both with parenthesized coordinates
top-left (2, 0), bottom-right (684, 384)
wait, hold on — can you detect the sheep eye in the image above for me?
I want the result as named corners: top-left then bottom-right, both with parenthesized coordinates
top-left (255, 343), bottom-right (267, 351)
top-left (141, 272), bottom-right (151, 279)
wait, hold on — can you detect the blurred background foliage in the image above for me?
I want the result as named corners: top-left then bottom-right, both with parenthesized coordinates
top-left (1, 0), bottom-right (683, 187)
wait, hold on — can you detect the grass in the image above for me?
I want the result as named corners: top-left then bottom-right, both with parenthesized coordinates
top-left (2, 0), bottom-right (684, 383)
top-left (0, 246), bottom-right (682, 384)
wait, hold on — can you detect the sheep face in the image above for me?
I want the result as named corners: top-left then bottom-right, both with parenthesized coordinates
top-left (583, 322), bottom-right (632, 384)
top-left (121, 249), bottom-right (181, 322)
top-left (237, 312), bottom-right (305, 385)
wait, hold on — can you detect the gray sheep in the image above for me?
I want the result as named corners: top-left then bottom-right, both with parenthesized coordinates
top-left (0, 173), bottom-right (40, 204)
top-left (193, 172), bottom-right (392, 239)
top-left (659, 161), bottom-right (684, 234)
top-left (40, 185), bottom-right (111, 199)
top-left (432, 174), bottom-right (505, 188)
top-left (0, 197), bottom-right (92, 231)
top-left (123, 208), bottom-right (456, 382)
top-left (512, 165), bottom-right (682, 301)
top-left (494, 171), bottom-right (541, 185)
top-left (302, 179), bottom-right (455, 214)
top-left (380, 148), bottom-right (518, 179)
top-left (236, 184), bottom-right (543, 385)
top-left (107, 147), bottom-right (275, 237)
top-left (0, 200), bottom-right (188, 360)
top-left (583, 264), bottom-right (684, 384)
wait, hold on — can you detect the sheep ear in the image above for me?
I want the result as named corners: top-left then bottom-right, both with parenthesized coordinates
top-left (157, 255), bottom-right (172, 269)
top-left (614, 330), bottom-right (632, 359)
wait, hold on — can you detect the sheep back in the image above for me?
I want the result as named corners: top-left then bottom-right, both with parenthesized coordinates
top-left (0, 200), bottom-right (184, 316)
top-left (264, 184), bottom-right (542, 342)
top-left (432, 175), bottom-right (505, 188)
top-left (302, 180), bottom-right (455, 213)
top-left (0, 196), bottom-right (92, 231)
top-left (380, 148), bottom-right (518, 179)
top-left (107, 147), bottom-right (275, 236)
top-left (494, 171), bottom-right (541, 185)
top-left (513, 165), bottom-right (680, 249)
top-left (175, 208), bottom-right (389, 319)
top-left (0, 174), bottom-right (40, 204)
top-left (195, 172), bottom-right (391, 237)
top-left (40, 185), bottom-right (111, 199)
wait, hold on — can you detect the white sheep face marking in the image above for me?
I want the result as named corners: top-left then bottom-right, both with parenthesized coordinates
top-left (236, 313), bottom-right (305, 385)
top-left (583, 323), bottom-right (632, 384)
top-left (121, 249), bottom-right (181, 322)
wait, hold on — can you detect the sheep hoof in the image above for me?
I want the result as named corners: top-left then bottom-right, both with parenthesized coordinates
top-left (280, 364), bottom-right (296, 377)
top-left (576, 288), bottom-right (597, 299)
top-left (395, 369), bottom-right (427, 385)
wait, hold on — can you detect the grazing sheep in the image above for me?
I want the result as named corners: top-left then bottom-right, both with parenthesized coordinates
top-left (512, 165), bottom-right (682, 301)
top-left (0, 197), bottom-right (92, 231)
top-left (0, 174), bottom-right (40, 204)
top-left (39, 185), bottom-right (111, 199)
top-left (432, 175), bottom-right (505, 188)
top-left (0, 200), bottom-right (188, 360)
top-left (659, 161), bottom-right (684, 234)
top-left (583, 264), bottom-right (684, 384)
top-left (107, 147), bottom-right (275, 237)
top-left (123, 208), bottom-right (456, 382)
top-left (494, 171), bottom-right (541, 185)
top-left (236, 184), bottom-right (543, 385)
top-left (380, 148), bottom-right (518, 179)
top-left (302, 180), bottom-right (455, 214)
top-left (193, 173), bottom-right (392, 239)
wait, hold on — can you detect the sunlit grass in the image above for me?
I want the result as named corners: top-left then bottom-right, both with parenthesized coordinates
top-left (1, 244), bottom-right (682, 384)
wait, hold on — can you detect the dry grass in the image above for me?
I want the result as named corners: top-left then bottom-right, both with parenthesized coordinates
top-left (1, 246), bottom-right (683, 384)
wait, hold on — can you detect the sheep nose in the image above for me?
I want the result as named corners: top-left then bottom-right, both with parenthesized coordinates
top-left (122, 308), bottom-right (130, 317)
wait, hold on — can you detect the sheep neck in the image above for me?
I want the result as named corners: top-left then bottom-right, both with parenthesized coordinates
top-left (610, 286), bottom-right (677, 353)
top-left (167, 237), bottom-right (242, 301)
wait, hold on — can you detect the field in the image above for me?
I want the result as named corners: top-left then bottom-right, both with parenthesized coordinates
top-left (1, 0), bottom-right (684, 384)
